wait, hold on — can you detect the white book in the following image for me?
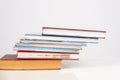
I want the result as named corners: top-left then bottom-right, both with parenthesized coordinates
top-left (20, 39), bottom-right (87, 46)
top-left (25, 34), bottom-right (98, 43)
top-left (42, 27), bottom-right (106, 39)
top-left (17, 52), bottom-right (79, 60)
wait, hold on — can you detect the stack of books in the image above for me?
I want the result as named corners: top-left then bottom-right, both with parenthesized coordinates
top-left (14, 27), bottom-right (106, 60)
top-left (0, 27), bottom-right (106, 70)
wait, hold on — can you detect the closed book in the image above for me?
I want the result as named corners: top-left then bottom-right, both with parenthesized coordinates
top-left (42, 27), bottom-right (106, 39)
top-left (17, 52), bottom-right (79, 60)
top-left (20, 39), bottom-right (87, 46)
top-left (14, 46), bottom-right (80, 53)
top-left (15, 42), bottom-right (82, 49)
top-left (25, 34), bottom-right (98, 43)
top-left (0, 54), bottom-right (61, 70)
top-left (17, 50), bottom-right (79, 54)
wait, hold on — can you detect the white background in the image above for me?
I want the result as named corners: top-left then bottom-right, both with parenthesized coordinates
top-left (0, 0), bottom-right (120, 80)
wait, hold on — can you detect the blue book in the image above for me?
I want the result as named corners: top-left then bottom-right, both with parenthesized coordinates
top-left (14, 46), bottom-right (80, 53)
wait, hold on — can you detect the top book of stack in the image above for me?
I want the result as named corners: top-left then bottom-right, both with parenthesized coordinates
top-left (42, 27), bottom-right (106, 39)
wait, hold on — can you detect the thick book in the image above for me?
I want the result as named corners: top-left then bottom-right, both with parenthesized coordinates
top-left (25, 34), bottom-right (98, 43)
top-left (17, 52), bottom-right (79, 60)
top-left (42, 27), bottom-right (106, 39)
top-left (15, 42), bottom-right (82, 49)
top-left (0, 54), bottom-right (61, 70)
top-left (14, 46), bottom-right (80, 53)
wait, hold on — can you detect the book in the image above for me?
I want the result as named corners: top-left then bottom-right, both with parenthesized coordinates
top-left (25, 34), bottom-right (98, 43)
top-left (17, 52), bottom-right (79, 60)
top-left (14, 46), bottom-right (80, 53)
top-left (17, 50), bottom-right (79, 54)
top-left (42, 27), bottom-right (106, 39)
top-left (0, 54), bottom-right (61, 70)
top-left (20, 39), bottom-right (87, 46)
top-left (15, 42), bottom-right (82, 49)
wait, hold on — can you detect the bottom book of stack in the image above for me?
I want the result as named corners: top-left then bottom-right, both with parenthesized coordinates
top-left (0, 54), bottom-right (61, 70)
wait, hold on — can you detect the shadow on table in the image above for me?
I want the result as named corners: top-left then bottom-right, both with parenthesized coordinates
top-left (0, 70), bottom-right (78, 80)
top-left (62, 56), bottom-right (120, 69)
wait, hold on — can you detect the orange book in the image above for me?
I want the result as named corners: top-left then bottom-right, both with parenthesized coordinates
top-left (0, 54), bottom-right (61, 70)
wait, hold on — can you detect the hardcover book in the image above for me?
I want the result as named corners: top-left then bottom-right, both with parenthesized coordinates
top-left (0, 54), bottom-right (61, 70)
top-left (42, 27), bottom-right (106, 39)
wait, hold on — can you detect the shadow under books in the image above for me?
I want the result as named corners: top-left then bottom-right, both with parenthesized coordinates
top-left (0, 70), bottom-right (78, 80)
top-left (62, 57), bottom-right (120, 69)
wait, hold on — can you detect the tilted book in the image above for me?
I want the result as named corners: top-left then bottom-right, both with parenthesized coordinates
top-left (42, 27), bottom-right (106, 39)
top-left (20, 39), bottom-right (87, 46)
top-left (25, 34), bottom-right (98, 43)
